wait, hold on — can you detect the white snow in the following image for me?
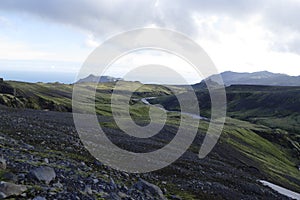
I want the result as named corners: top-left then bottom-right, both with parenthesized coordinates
top-left (260, 180), bottom-right (300, 200)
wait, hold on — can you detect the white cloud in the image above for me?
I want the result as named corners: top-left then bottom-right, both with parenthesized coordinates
top-left (194, 14), bottom-right (300, 76)
top-left (84, 34), bottom-right (100, 48)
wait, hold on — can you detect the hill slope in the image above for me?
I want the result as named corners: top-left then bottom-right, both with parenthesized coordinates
top-left (150, 85), bottom-right (300, 184)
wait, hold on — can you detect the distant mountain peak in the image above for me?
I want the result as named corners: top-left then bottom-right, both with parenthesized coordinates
top-left (76, 74), bottom-right (124, 83)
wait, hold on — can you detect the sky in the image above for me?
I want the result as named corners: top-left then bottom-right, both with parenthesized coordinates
top-left (0, 0), bottom-right (300, 83)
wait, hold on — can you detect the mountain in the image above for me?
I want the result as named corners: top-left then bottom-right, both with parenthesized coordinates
top-left (76, 74), bottom-right (123, 83)
top-left (199, 71), bottom-right (300, 86)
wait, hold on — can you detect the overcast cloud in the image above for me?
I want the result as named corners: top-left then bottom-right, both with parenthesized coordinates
top-left (1, 0), bottom-right (300, 77)
top-left (1, 0), bottom-right (300, 54)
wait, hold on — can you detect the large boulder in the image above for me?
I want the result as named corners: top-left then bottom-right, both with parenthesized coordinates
top-left (29, 166), bottom-right (56, 184)
top-left (0, 181), bottom-right (27, 199)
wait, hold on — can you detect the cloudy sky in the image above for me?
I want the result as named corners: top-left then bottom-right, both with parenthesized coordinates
top-left (0, 0), bottom-right (300, 83)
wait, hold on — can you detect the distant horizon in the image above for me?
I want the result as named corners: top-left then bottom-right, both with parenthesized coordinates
top-left (1, 69), bottom-right (299, 85)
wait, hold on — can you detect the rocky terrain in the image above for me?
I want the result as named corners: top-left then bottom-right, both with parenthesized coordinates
top-left (0, 105), bottom-right (296, 199)
top-left (0, 105), bottom-right (173, 199)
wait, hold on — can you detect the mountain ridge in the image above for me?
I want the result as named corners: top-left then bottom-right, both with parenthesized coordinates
top-left (195, 71), bottom-right (300, 87)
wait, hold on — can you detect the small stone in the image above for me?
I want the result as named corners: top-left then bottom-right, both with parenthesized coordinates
top-left (104, 174), bottom-right (109, 178)
top-left (20, 192), bottom-right (27, 197)
top-left (121, 172), bottom-right (129, 178)
top-left (18, 173), bottom-right (25, 180)
top-left (93, 179), bottom-right (99, 184)
top-left (23, 143), bottom-right (35, 150)
top-left (94, 160), bottom-right (102, 167)
top-left (84, 185), bottom-right (93, 195)
top-left (163, 188), bottom-right (167, 194)
top-left (44, 158), bottom-right (49, 164)
top-left (110, 178), bottom-right (117, 190)
top-left (118, 191), bottom-right (128, 198)
top-left (49, 191), bottom-right (57, 195)
top-left (109, 192), bottom-right (121, 200)
top-left (0, 156), bottom-right (6, 170)
top-left (53, 181), bottom-right (63, 189)
top-left (33, 196), bottom-right (46, 200)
